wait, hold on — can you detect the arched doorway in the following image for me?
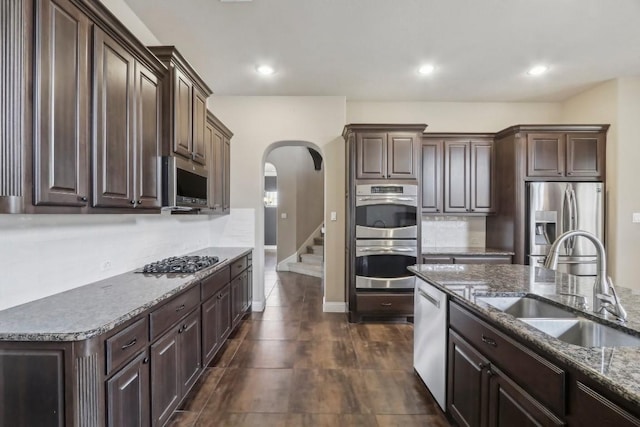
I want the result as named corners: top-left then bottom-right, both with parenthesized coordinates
top-left (261, 141), bottom-right (325, 299)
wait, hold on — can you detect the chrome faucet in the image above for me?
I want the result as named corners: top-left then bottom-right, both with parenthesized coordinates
top-left (543, 230), bottom-right (627, 322)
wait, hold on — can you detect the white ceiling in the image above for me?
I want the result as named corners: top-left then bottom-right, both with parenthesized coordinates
top-left (125, 0), bottom-right (640, 102)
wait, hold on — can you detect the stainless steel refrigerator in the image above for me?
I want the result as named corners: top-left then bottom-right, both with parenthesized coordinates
top-left (527, 182), bottom-right (604, 276)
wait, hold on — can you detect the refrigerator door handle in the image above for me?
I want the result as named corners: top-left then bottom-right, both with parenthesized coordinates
top-left (562, 186), bottom-right (573, 254)
top-left (568, 187), bottom-right (578, 252)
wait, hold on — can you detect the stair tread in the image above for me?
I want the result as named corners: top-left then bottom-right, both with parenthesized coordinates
top-left (288, 262), bottom-right (323, 278)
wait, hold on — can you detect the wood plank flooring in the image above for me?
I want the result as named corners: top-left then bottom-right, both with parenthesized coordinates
top-left (167, 254), bottom-right (450, 427)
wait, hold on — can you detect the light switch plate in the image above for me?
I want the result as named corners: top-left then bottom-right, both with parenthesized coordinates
top-left (633, 213), bottom-right (640, 223)
top-left (331, 211), bottom-right (337, 221)
top-left (281, 213), bottom-right (287, 219)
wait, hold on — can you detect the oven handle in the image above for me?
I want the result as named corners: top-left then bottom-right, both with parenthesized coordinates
top-left (357, 197), bottom-right (415, 202)
top-left (357, 247), bottom-right (415, 253)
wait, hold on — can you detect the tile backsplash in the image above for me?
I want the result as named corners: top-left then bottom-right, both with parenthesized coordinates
top-left (422, 216), bottom-right (486, 247)
top-left (0, 209), bottom-right (255, 311)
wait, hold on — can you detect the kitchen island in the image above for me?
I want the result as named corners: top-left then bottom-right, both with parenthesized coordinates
top-left (0, 246), bottom-right (252, 426)
top-left (410, 263), bottom-right (640, 426)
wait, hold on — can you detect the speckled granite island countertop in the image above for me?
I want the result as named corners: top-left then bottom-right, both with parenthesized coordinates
top-left (409, 263), bottom-right (640, 407)
top-left (0, 247), bottom-right (252, 342)
top-left (421, 247), bottom-right (515, 256)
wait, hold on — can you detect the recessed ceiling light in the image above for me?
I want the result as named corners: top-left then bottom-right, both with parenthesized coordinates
top-left (256, 65), bottom-right (275, 75)
top-left (418, 64), bottom-right (435, 75)
top-left (528, 65), bottom-right (548, 76)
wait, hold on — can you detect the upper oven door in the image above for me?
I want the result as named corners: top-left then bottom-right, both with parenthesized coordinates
top-left (355, 185), bottom-right (418, 239)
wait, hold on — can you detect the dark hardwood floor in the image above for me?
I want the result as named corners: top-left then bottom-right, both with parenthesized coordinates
top-left (167, 250), bottom-right (450, 426)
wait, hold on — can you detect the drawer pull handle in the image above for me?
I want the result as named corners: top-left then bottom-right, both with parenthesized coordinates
top-left (481, 334), bottom-right (497, 347)
top-left (121, 338), bottom-right (137, 350)
top-left (175, 304), bottom-right (186, 312)
top-left (380, 302), bottom-right (393, 307)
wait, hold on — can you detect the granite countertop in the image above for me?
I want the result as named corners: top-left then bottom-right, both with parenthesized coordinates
top-left (421, 247), bottom-right (515, 256)
top-left (0, 247), bottom-right (252, 342)
top-left (409, 263), bottom-right (640, 407)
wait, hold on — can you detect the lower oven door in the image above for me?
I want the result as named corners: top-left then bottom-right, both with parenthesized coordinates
top-left (355, 240), bottom-right (417, 289)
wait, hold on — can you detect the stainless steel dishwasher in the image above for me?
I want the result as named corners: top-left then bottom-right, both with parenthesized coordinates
top-left (413, 277), bottom-right (448, 411)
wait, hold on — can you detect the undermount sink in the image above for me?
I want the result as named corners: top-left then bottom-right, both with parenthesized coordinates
top-left (477, 296), bottom-right (578, 319)
top-left (521, 318), bottom-right (640, 347)
top-left (477, 296), bottom-right (640, 347)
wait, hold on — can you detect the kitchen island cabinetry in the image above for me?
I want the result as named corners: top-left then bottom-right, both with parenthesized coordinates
top-left (106, 350), bottom-right (150, 427)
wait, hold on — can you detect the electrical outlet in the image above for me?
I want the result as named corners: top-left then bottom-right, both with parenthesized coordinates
top-left (633, 213), bottom-right (640, 223)
top-left (281, 213), bottom-right (287, 219)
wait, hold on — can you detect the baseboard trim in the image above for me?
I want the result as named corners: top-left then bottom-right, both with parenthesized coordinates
top-left (322, 299), bottom-right (347, 313)
top-left (276, 252), bottom-right (298, 271)
top-left (251, 300), bottom-right (265, 312)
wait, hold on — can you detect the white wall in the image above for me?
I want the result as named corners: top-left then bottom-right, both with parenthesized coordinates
top-left (207, 96), bottom-right (347, 306)
top-left (347, 101), bottom-right (562, 132)
top-left (0, 212), bottom-right (255, 311)
top-left (560, 78), bottom-right (640, 290)
top-left (99, 0), bottom-right (161, 45)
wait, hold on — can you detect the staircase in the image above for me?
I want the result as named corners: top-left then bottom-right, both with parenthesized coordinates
top-left (288, 235), bottom-right (324, 278)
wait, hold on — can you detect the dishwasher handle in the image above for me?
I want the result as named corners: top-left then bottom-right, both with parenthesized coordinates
top-left (418, 288), bottom-right (441, 309)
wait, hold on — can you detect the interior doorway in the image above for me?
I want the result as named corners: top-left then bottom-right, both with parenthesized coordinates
top-left (262, 143), bottom-right (325, 294)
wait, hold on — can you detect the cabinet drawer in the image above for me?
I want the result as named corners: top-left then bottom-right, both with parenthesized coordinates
top-left (106, 317), bottom-right (149, 375)
top-left (230, 256), bottom-right (248, 279)
top-left (357, 293), bottom-right (413, 314)
top-left (449, 302), bottom-right (566, 416)
top-left (201, 266), bottom-right (230, 300)
top-left (151, 286), bottom-right (200, 340)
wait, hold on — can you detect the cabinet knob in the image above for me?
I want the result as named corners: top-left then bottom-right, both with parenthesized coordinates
top-left (470, 208), bottom-right (475, 212)
top-left (478, 362), bottom-right (489, 369)
top-left (487, 370), bottom-right (494, 377)
top-left (78, 196), bottom-right (88, 202)
top-left (435, 209), bottom-right (439, 212)
top-left (130, 200), bottom-right (136, 205)
top-left (466, 208), bottom-right (470, 212)
top-left (137, 200), bottom-right (142, 205)
top-left (143, 357), bottom-right (149, 364)
top-left (567, 172), bottom-right (572, 175)
top-left (558, 172), bottom-right (563, 175)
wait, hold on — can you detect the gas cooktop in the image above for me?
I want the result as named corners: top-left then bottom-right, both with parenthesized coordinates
top-left (139, 255), bottom-right (219, 274)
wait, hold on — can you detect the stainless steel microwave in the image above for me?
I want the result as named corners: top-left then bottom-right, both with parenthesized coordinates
top-left (162, 156), bottom-right (209, 210)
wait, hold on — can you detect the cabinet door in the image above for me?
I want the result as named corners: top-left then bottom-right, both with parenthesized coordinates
top-left (106, 350), bottom-right (150, 427)
top-left (565, 133), bottom-right (604, 178)
top-left (241, 270), bottom-right (250, 312)
top-left (134, 62), bottom-right (162, 208)
top-left (191, 87), bottom-right (207, 165)
top-left (448, 330), bottom-right (489, 427)
top-left (223, 137), bottom-right (231, 212)
top-left (218, 284), bottom-right (232, 341)
top-left (150, 328), bottom-right (180, 427)
top-left (421, 140), bottom-right (443, 213)
top-left (202, 294), bottom-right (221, 364)
top-left (444, 141), bottom-right (470, 213)
top-left (178, 309), bottom-right (201, 396)
top-left (173, 67), bottom-right (193, 159)
top-left (34, 0), bottom-right (90, 207)
top-left (487, 366), bottom-right (565, 427)
top-left (231, 274), bottom-right (244, 327)
top-left (571, 381), bottom-right (640, 427)
top-left (387, 133), bottom-right (416, 179)
top-left (93, 27), bottom-right (135, 208)
top-left (205, 122), bottom-right (216, 209)
top-left (527, 133), bottom-right (564, 177)
top-left (211, 127), bottom-right (224, 211)
top-left (470, 141), bottom-right (494, 213)
top-left (356, 133), bottom-right (387, 179)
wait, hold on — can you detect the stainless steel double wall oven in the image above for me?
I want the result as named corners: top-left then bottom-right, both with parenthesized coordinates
top-left (354, 184), bottom-right (418, 289)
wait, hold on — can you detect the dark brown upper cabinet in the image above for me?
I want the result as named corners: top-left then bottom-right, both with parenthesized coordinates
top-left (355, 132), bottom-right (418, 179)
top-left (93, 28), bottom-right (163, 209)
top-left (343, 124), bottom-right (426, 182)
top-left (439, 136), bottom-right (495, 214)
top-left (33, 0), bottom-right (90, 207)
top-left (206, 110), bottom-right (233, 214)
top-left (420, 140), bottom-right (443, 213)
top-left (148, 47), bottom-right (213, 167)
top-left (527, 132), bottom-right (605, 179)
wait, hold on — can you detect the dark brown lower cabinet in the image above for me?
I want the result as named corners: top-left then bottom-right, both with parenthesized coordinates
top-left (570, 381), bottom-right (640, 427)
top-left (488, 366), bottom-right (564, 427)
top-left (151, 308), bottom-right (201, 426)
top-left (448, 330), bottom-right (488, 427)
top-left (231, 273), bottom-right (244, 327)
top-left (106, 350), bottom-right (150, 427)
